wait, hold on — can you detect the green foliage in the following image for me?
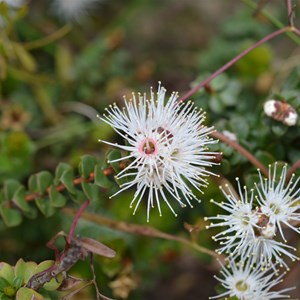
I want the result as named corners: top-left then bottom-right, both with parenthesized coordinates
top-left (0, 259), bottom-right (61, 299)
top-left (0, 154), bottom-right (119, 227)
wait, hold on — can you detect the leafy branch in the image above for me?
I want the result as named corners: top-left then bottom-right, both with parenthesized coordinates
top-left (0, 153), bottom-right (119, 227)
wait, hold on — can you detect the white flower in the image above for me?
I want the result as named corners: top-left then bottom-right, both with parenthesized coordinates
top-left (52, 0), bottom-right (103, 21)
top-left (205, 179), bottom-right (260, 255)
top-left (210, 258), bottom-right (294, 300)
top-left (99, 83), bottom-right (218, 221)
top-left (236, 234), bottom-right (298, 270)
top-left (255, 164), bottom-right (300, 242)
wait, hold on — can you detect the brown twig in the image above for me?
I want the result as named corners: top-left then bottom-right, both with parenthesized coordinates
top-left (286, 0), bottom-right (295, 27)
top-left (291, 26), bottom-right (300, 37)
top-left (287, 159), bottom-right (300, 181)
top-left (179, 27), bottom-right (290, 102)
top-left (211, 131), bottom-right (269, 177)
top-left (68, 199), bottom-right (90, 244)
top-left (63, 208), bottom-right (221, 260)
top-left (24, 173), bottom-right (95, 202)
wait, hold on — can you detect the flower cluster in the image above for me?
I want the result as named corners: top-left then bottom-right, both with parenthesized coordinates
top-left (206, 164), bottom-right (300, 270)
top-left (99, 84), bottom-right (218, 221)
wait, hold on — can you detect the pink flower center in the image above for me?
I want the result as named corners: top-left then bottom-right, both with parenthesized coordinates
top-left (139, 138), bottom-right (157, 155)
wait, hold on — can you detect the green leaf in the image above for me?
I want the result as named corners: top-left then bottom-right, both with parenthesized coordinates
top-left (3, 180), bottom-right (21, 201)
top-left (220, 143), bottom-right (233, 156)
top-left (271, 124), bottom-right (288, 136)
top-left (60, 169), bottom-right (76, 194)
top-left (33, 260), bottom-right (54, 275)
top-left (12, 186), bottom-right (31, 213)
top-left (220, 158), bottom-right (231, 175)
top-left (0, 277), bottom-right (10, 291)
top-left (81, 182), bottom-right (100, 202)
top-left (12, 277), bottom-right (22, 290)
top-left (34, 197), bottom-right (55, 217)
top-left (28, 175), bottom-right (38, 193)
top-left (54, 162), bottom-right (72, 186)
top-left (55, 45), bottom-right (73, 83)
top-left (0, 204), bottom-right (22, 227)
top-left (14, 260), bottom-right (38, 287)
top-left (94, 164), bottom-right (113, 188)
top-left (209, 96), bottom-right (225, 114)
top-left (12, 43), bottom-right (37, 73)
top-left (22, 208), bottom-right (38, 220)
top-left (245, 173), bottom-right (260, 190)
top-left (0, 263), bottom-right (14, 285)
top-left (107, 150), bottom-right (122, 173)
top-left (69, 190), bottom-right (86, 204)
top-left (15, 287), bottom-right (44, 300)
top-left (43, 272), bottom-right (64, 291)
top-left (255, 150), bottom-right (274, 166)
top-left (210, 73), bottom-right (228, 91)
top-left (49, 186), bottom-right (67, 208)
top-left (14, 259), bottom-right (27, 285)
top-left (229, 116), bottom-right (249, 139)
top-left (230, 152), bottom-right (244, 166)
top-left (78, 155), bottom-right (97, 178)
top-left (36, 171), bottom-right (53, 194)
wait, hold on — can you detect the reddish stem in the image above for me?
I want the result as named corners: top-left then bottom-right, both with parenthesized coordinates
top-left (287, 159), bottom-right (300, 182)
top-left (179, 27), bottom-right (290, 102)
top-left (211, 131), bottom-right (269, 177)
top-left (286, 0), bottom-right (294, 27)
top-left (24, 173), bottom-right (95, 202)
top-left (291, 26), bottom-right (300, 37)
top-left (68, 199), bottom-right (90, 244)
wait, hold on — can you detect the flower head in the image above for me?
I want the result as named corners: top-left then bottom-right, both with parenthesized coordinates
top-left (210, 258), bottom-right (294, 300)
top-left (237, 234), bottom-right (298, 270)
top-left (205, 178), bottom-right (260, 255)
top-left (255, 163), bottom-right (300, 242)
top-left (99, 83), bottom-right (218, 221)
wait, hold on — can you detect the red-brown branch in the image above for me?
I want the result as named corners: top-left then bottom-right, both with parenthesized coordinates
top-left (211, 131), bottom-right (269, 177)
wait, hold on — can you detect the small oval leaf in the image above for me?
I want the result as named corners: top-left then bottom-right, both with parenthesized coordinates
top-left (78, 155), bottom-right (97, 179)
top-left (36, 171), bottom-right (53, 194)
top-left (16, 287), bottom-right (44, 300)
top-left (81, 182), bottom-right (100, 202)
top-left (49, 186), bottom-right (67, 208)
top-left (60, 169), bottom-right (76, 194)
top-left (94, 165), bottom-right (112, 189)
